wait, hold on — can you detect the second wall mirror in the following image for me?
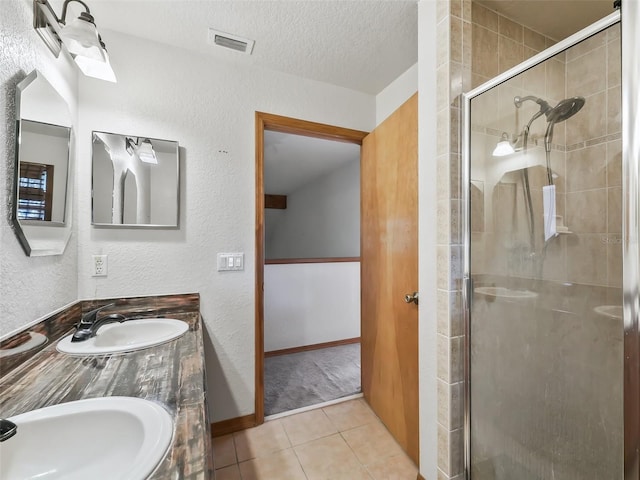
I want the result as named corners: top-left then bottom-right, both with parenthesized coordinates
top-left (92, 131), bottom-right (180, 228)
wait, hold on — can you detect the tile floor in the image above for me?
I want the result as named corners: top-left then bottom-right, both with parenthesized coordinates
top-left (212, 398), bottom-right (418, 480)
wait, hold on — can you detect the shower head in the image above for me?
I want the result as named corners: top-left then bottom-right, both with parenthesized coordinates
top-left (545, 96), bottom-right (585, 123)
top-left (544, 96), bottom-right (587, 157)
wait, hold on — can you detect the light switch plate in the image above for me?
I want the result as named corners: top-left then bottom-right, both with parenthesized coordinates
top-left (217, 253), bottom-right (244, 271)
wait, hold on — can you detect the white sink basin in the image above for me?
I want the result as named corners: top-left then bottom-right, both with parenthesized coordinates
top-left (0, 331), bottom-right (47, 358)
top-left (57, 318), bottom-right (188, 355)
top-left (475, 286), bottom-right (538, 299)
top-left (0, 396), bottom-right (173, 480)
top-left (594, 305), bottom-right (623, 319)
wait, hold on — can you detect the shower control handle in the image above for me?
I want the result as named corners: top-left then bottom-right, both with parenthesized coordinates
top-left (404, 292), bottom-right (419, 305)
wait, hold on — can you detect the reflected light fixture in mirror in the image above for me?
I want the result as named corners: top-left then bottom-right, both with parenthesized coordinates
top-left (126, 137), bottom-right (158, 164)
top-left (492, 132), bottom-right (516, 157)
top-left (33, 0), bottom-right (116, 82)
top-left (136, 139), bottom-right (158, 164)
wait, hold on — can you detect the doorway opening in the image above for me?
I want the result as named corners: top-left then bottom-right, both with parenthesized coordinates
top-left (255, 112), bottom-right (368, 423)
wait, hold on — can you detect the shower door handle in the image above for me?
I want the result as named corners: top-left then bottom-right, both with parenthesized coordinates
top-left (404, 292), bottom-right (419, 305)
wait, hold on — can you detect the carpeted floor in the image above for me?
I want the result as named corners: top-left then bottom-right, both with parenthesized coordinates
top-left (264, 343), bottom-right (361, 416)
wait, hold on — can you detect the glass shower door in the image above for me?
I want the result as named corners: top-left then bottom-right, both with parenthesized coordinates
top-left (467, 21), bottom-right (623, 480)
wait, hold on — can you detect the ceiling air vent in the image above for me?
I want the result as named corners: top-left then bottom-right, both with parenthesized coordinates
top-left (208, 29), bottom-right (255, 55)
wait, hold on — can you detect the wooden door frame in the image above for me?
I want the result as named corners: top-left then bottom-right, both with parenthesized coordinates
top-left (255, 112), bottom-right (368, 424)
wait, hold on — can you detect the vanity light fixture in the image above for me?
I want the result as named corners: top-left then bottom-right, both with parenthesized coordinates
top-left (125, 137), bottom-right (158, 164)
top-left (33, 0), bottom-right (117, 82)
top-left (492, 132), bottom-right (516, 157)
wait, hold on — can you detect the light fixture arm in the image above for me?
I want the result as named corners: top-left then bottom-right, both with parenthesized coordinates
top-left (60, 0), bottom-right (93, 25)
top-left (33, 0), bottom-right (116, 81)
top-left (33, 0), bottom-right (97, 56)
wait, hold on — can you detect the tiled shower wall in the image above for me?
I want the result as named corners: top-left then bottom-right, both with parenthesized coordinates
top-left (468, 5), bottom-right (563, 283)
top-left (437, 2), bottom-right (622, 479)
top-left (434, 1), bottom-right (467, 478)
top-left (435, 1), bottom-right (578, 478)
top-left (469, 24), bottom-right (622, 288)
top-left (563, 26), bottom-right (622, 288)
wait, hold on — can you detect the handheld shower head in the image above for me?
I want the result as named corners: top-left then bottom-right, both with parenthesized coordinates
top-left (543, 96), bottom-right (586, 185)
top-left (544, 96), bottom-right (586, 152)
top-left (545, 96), bottom-right (585, 123)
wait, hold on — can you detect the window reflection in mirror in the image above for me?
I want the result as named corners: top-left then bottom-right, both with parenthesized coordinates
top-left (17, 120), bottom-right (70, 224)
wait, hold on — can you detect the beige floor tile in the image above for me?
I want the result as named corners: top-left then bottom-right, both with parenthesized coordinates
top-left (214, 463), bottom-right (242, 480)
top-left (234, 420), bottom-right (291, 462)
top-left (294, 433), bottom-right (361, 480)
top-left (323, 465), bottom-right (373, 480)
top-left (213, 434), bottom-right (237, 469)
top-left (238, 448), bottom-right (307, 480)
top-left (341, 421), bottom-right (403, 466)
top-left (366, 452), bottom-right (419, 480)
top-left (323, 398), bottom-right (378, 432)
top-left (281, 408), bottom-right (338, 446)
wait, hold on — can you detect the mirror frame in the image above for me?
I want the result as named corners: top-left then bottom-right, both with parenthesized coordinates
top-left (91, 130), bottom-right (180, 229)
top-left (12, 70), bottom-right (73, 256)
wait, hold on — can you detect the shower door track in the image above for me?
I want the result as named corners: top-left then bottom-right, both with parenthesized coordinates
top-left (461, 6), bottom-right (640, 480)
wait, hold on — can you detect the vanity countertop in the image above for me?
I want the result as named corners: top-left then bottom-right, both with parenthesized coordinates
top-left (0, 295), bottom-right (213, 480)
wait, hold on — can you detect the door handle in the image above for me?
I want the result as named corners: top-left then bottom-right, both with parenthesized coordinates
top-left (404, 292), bottom-right (419, 305)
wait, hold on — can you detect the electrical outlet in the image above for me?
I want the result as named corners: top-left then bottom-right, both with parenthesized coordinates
top-left (92, 255), bottom-right (108, 277)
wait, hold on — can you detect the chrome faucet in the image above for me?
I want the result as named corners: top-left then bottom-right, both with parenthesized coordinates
top-left (71, 303), bottom-right (126, 343)
top-left (0, 419), bottom-right (17, 442)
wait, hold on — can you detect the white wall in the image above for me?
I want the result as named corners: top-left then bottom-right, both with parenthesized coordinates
top-left (266, 159), bottom-right (360, 259)
top-left (376, 63), bottom-right (418, 126)
top-left (75, 30), bottom-right (374, 421)
top-left (0, 0), bottom-right (78, 337)
top-left (418, 1), bottom-right (439, 478)
top-left (264, 262), bottom-right (360, 351)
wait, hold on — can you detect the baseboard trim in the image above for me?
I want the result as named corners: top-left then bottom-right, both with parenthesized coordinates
top-left (265, 337), bottom-right (360, 357)
top-left (211, 413), bottom-right (256, 437)
top-left (265, 257), bottom-right (360, 264)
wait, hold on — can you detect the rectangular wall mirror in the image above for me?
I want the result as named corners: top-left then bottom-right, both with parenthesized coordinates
top-left (92, 131), bottom-right (180, 228)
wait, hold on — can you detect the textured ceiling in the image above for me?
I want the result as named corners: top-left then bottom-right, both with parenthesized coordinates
top-left (264, 131), bottom-right (359, 195)
top-left (84, 1), bottom-right (418, 95)
top-left (476, 0), bottom-right (615, 40)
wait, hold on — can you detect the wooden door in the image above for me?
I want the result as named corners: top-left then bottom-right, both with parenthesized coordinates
top-left (361, 93), bottom-right (419, 464)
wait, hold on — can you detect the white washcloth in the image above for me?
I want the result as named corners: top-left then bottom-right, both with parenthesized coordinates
top-left (543, 185), bottom-right (557, 241)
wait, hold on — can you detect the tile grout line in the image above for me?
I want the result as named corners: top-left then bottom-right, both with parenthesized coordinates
top-left (278, 416), bottom-right (311, 479)
top-left (289, 441), bottom-right (311, 480)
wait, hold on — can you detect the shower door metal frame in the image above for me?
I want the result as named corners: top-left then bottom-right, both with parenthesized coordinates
top-left (461, 8), bottom-right (639, 480)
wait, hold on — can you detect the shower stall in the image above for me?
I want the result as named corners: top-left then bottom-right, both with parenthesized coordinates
top-left (462, 6), bottom-right (639, 480)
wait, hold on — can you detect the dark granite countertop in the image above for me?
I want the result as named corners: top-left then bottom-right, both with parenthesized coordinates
top-left (0, 294), bottom-right (213, 480)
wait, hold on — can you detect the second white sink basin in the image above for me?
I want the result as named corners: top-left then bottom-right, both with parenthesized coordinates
top-left (57, 318), bottom-right (189, 355)
top-left (594, 305), bottom-right (623, 319)
top-left (0, 396), bottom-right (173, 480)
top-left (475, 286), bottom-right (538, 299)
